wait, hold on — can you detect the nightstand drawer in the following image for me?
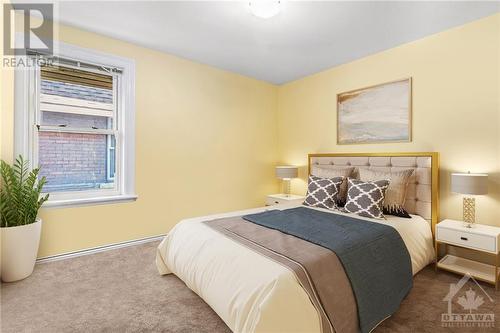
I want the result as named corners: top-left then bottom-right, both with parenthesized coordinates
top-left (266, 194), bottom-right (305, 206)
top-left (437, 227), bottom-right (497, 253)
top-left (266, 197), bottom-right (284, 205)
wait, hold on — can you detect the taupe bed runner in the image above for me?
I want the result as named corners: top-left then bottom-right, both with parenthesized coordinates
top-left (205, 216), bottom-right (358, 333)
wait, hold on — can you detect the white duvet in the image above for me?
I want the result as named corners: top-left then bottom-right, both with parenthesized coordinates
top-left (156, 203), bottom-right (435, 333)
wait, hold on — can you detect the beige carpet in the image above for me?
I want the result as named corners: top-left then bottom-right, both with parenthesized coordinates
top-left (1, 241), bottom-right (499, 333)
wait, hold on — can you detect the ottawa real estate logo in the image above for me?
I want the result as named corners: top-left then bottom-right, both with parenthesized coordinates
top-left (441, 273), bottom-right (495, 328)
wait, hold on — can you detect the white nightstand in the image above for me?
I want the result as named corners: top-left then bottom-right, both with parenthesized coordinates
top-left (266, 194), bottom-right (305, 206)
top-left (435, 219), bottom-right (500, 290)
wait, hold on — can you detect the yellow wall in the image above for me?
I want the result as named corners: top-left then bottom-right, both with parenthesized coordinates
top-left (277, 13), bottom-right (500, 227)
top-left (1, 21), bottom-right (279, 257)
top-left (1, 13), bottom-right (499, 258)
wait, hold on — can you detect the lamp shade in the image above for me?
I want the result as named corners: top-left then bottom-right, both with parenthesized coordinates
top-left (275, 166), bottom-right (298, 179)
top-left (451, 173), bottom-right (488, 195)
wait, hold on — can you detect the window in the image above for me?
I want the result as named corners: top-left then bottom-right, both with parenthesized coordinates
top-left (15, 42), bottom-right (136, 207)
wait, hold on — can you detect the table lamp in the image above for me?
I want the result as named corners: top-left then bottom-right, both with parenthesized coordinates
top-left (275, 166), bottom-right (298, 197)
top-left (451, 172), bottom-right (488, 228)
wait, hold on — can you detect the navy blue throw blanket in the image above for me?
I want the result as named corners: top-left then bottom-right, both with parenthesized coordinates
top-left (243, 207), bottom-right (412, 333)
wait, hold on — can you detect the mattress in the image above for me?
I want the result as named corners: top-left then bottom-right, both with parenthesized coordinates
top-left (156, 203), bottom-right (435, 333)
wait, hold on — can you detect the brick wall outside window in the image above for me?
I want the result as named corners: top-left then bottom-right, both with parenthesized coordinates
top-left (38, 80), bottom-right (114, 192)
top-left (39, 132), bottom-right (108, 191)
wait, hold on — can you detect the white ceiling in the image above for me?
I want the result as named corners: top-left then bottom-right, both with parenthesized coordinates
top-left (25, 1), bottom-right (500, 84)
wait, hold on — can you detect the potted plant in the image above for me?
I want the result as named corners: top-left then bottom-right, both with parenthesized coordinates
top-left (1, 156), bottom-right (49, 282)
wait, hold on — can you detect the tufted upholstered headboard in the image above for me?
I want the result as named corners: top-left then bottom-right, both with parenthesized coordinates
top-left (308, 152), bottom-right (439, 235)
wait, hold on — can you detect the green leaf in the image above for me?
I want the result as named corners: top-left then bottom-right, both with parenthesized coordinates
top-left (0, 155), bottom-right (48, 227)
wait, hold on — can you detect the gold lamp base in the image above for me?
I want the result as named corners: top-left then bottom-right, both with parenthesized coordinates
top-left (463, 197), bottom-right (476, 228)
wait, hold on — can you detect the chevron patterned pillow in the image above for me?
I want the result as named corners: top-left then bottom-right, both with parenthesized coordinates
top-left (344, 178), bottom-right (390, 219)
top-left (303, 175), bottom-right (344, 210)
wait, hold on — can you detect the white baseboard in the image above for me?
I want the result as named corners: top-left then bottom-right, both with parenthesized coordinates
top-left (36, 234), bottom-right (166, 264)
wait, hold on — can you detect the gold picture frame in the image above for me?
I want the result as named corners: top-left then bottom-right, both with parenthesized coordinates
top-left (337, 78), bottom-right (412, 145)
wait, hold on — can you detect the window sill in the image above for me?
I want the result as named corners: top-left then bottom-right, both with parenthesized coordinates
top-left (42, 194), bottom-right (138, 209)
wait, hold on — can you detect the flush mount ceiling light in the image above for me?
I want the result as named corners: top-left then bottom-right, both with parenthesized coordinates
top-left (248, 1), bottom-right (282, 19)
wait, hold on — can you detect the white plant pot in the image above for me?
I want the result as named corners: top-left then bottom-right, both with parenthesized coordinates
top-left (1, 218), bottom-right (42, 282)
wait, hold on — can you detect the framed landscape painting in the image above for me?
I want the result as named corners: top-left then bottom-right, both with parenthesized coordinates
top-left (337, 78), bottom-right (412, 144)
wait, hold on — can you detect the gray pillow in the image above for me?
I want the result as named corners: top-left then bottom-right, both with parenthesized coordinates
top-left (343, 178), bottom-right (390, 219)
top-left (311, 166), bottom-right (355, 206)
top-left (303, 175), bottom-right (344, 210)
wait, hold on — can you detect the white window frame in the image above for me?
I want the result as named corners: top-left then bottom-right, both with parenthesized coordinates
top-left (106, 132), bottom-right (116, 182)
top-left (15, 41), bottom-right (137, 208)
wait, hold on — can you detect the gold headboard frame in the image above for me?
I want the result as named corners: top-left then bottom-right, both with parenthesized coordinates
top-left (308, 152), bottom-right (439, 236)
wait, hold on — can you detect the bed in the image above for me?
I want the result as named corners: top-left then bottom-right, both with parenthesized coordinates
top-left (156, 153), bottom-right (439, 333)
